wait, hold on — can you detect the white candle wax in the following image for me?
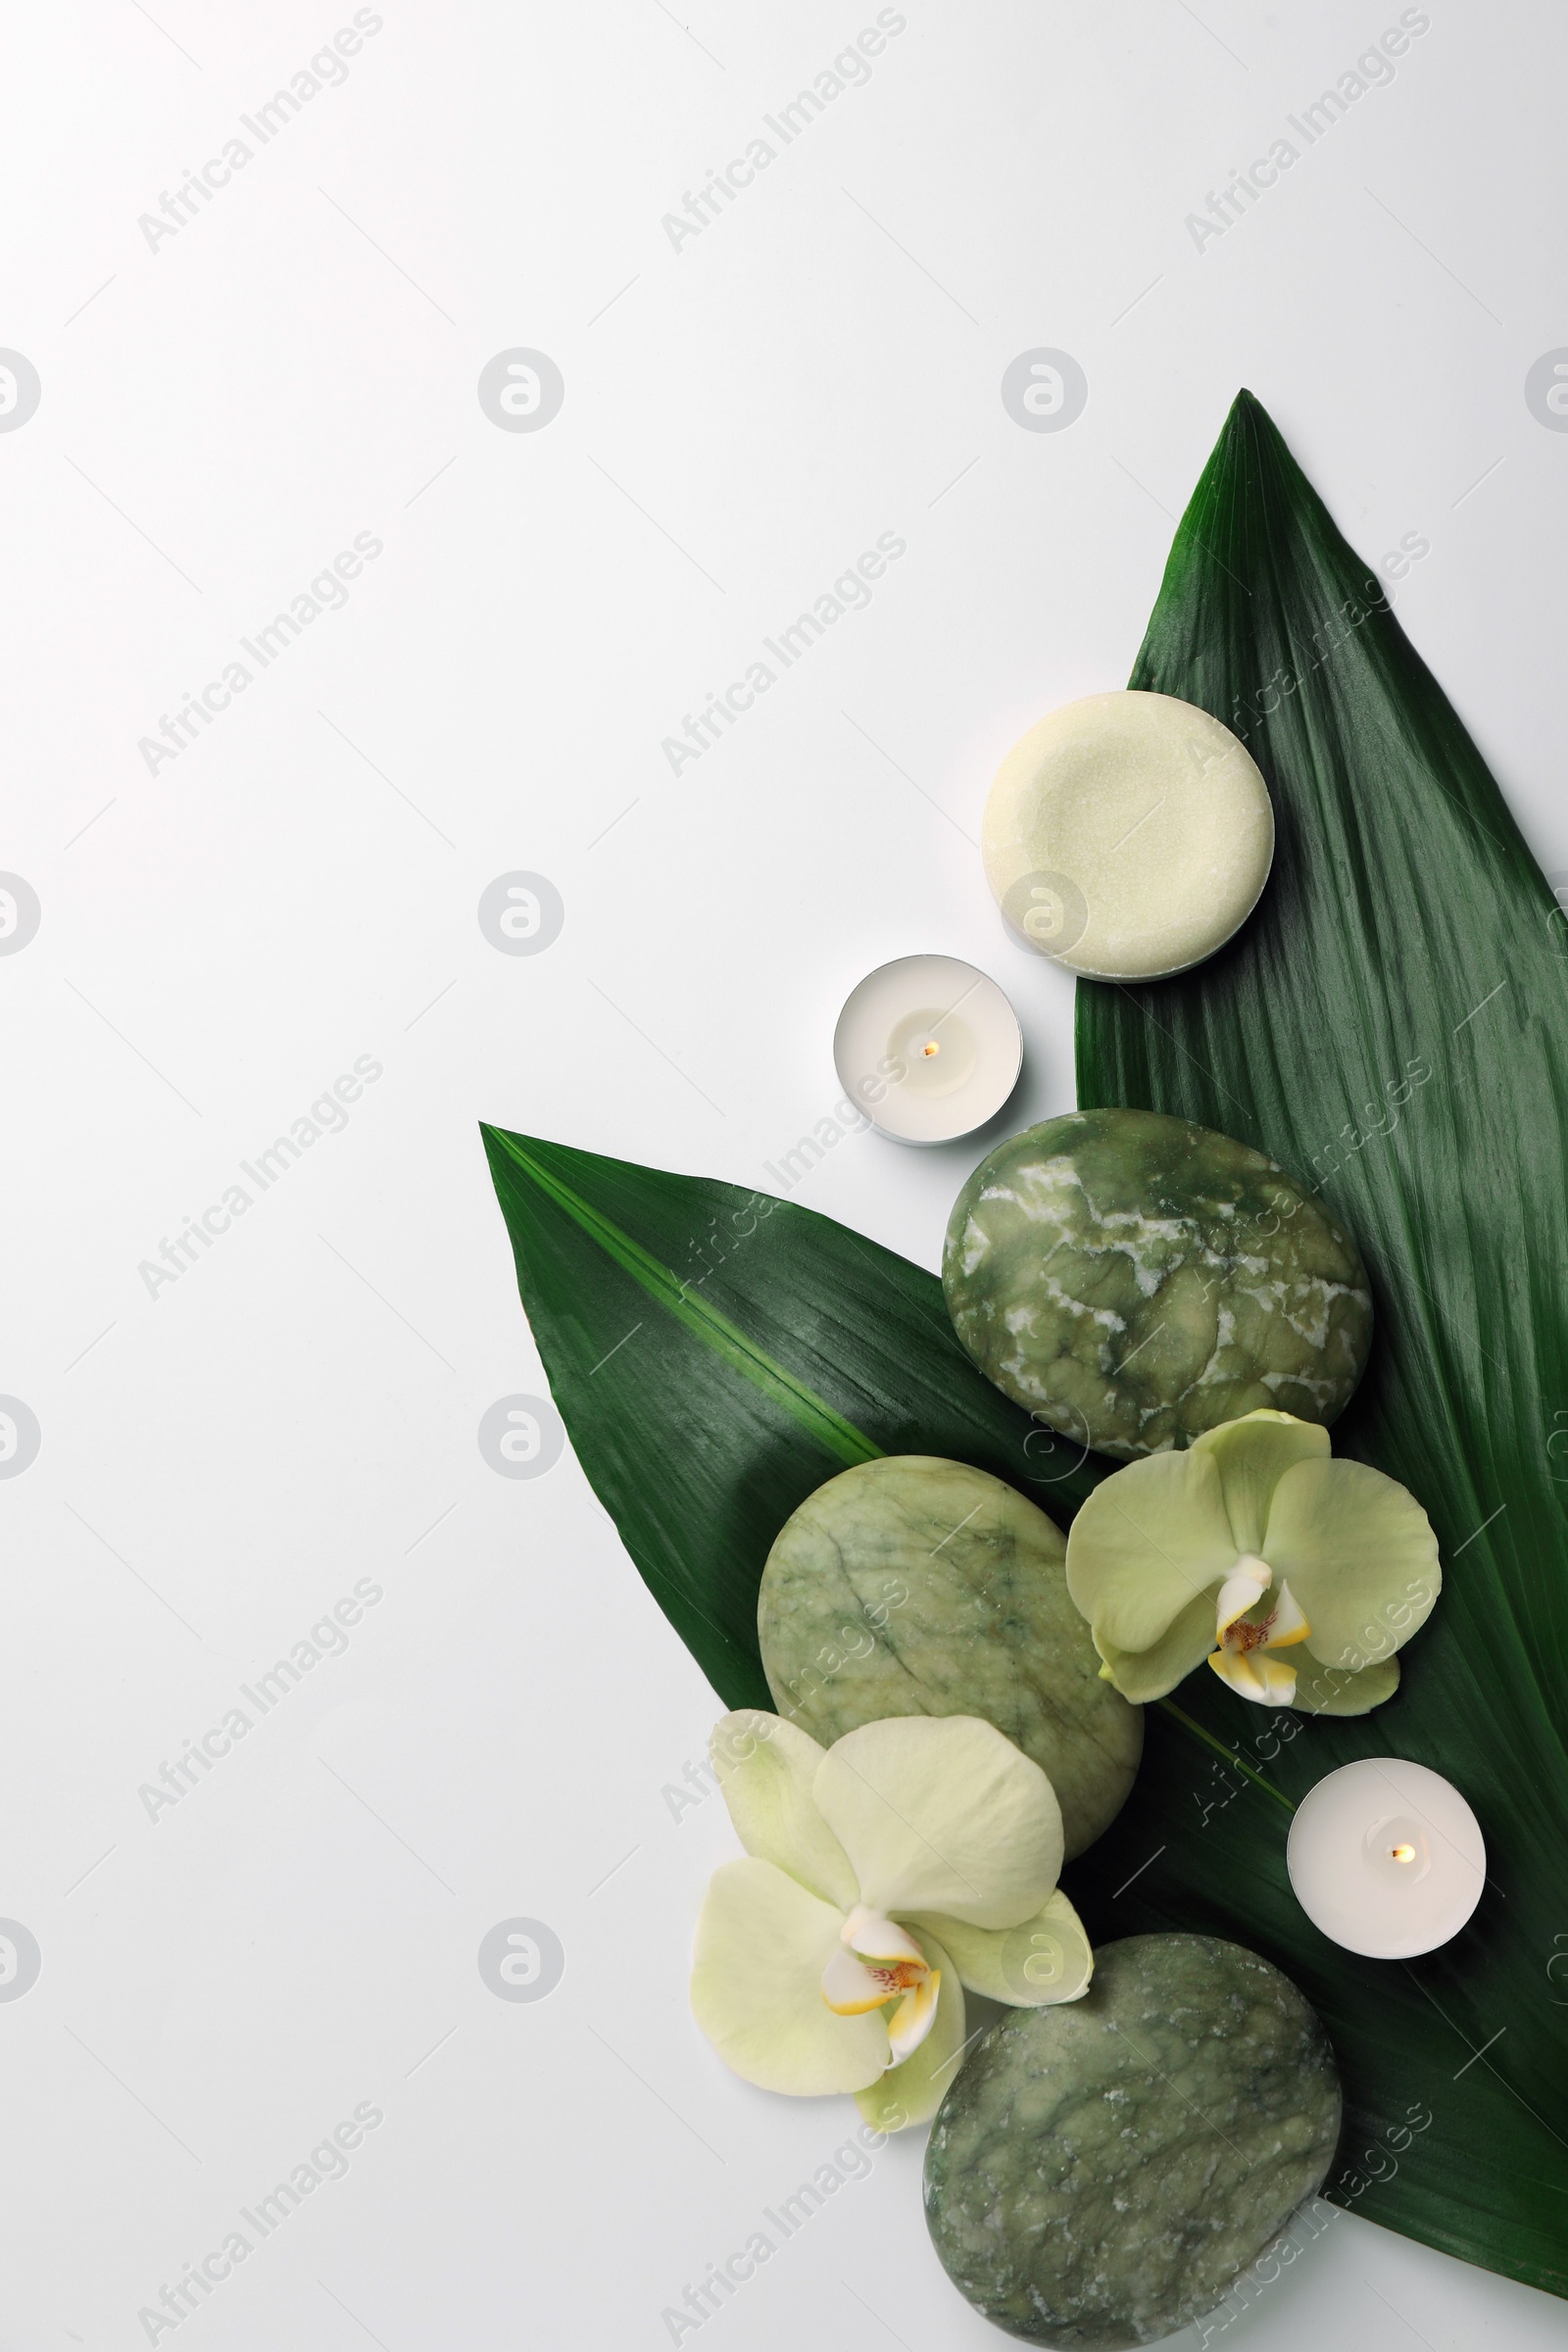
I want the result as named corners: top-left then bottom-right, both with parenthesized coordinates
top-left (833, 956), bottom-right (1022, 1146)
top-left (983, 690), bottom-right (1274, 981)
top-left (1286, 1758), bottom-right (1485, 1959)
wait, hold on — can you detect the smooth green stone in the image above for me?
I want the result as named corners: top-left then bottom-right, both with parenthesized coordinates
top-left (924, 1935), bottom-right (1342, 2349)
top-left (758, 1455), bottom-right (1142, 1859)
top-left (943, 1108), bottom-right (1371, 1460)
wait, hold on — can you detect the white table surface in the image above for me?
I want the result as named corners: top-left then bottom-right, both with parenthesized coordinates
top-left (4, 2), bottom-right (1567, 2345)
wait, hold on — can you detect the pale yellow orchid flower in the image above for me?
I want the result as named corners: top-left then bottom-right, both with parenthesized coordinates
top-left (690, 1711), bottom-right (1093, 2130)
top-left (1065, 1409), bottom-right (1441, 1714)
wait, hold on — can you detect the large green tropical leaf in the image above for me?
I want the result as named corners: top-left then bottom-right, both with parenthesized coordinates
top-left (1069, 390), bottom-right (1568, 2299)
top-left (480, 1124), bottom-right (1102, 1710)
top-left (482, 391), bottom-right (1568, 2304)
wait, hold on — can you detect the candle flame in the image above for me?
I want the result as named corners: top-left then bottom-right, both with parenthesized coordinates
top-left (921, 1041), bottom-right (940, 1057)
top-left (1390, 1842), bottom-right (1416, 1863)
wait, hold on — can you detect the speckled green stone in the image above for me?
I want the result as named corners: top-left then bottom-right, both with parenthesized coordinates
top-left (924, 1935), bottom-right (1342, 2349)
top-left (758, 1456), bottom-right (1142, 1858)
top-left (943, 1109), bottom-right (1371, 1460)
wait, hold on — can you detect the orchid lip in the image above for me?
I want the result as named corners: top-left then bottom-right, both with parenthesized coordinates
top-left (820, 1921), bottom-right (938, 2063)
top-left (886, 1968), bottom-right (941, 2064)
top-left (840, 1901), bottom-right (925, 1965)
top-left (1210, 1568), bottom-right (1311, 1705)
top-left (1215, 1551), bottom-right (1273, 1641)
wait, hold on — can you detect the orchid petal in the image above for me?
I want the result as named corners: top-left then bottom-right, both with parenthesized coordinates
top-left (1065, 1447), bottom-right (1235, 1653)
top-left (1293, 1652), bottom-right (1401, 1716)
top-left (709, 1710), bottom-right (858, 1909)
top-left (1093, 1590), bottom-right (1215, 1703)
top-left (1261, 1458), bottom-right (1441, 1675)
top-left (690, 1858), bottom-right (887, 2094)
top-left (1194, 1409), bottom-right (1329, 1554)
top-left (911, 1886), bottom-right (1094, 2008)
top-left (813, 1716), bottom-right (1061, 1930)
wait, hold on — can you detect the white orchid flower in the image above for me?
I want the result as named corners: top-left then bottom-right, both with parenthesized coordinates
top-left (690, 1710), bottom-right (1093, 2131)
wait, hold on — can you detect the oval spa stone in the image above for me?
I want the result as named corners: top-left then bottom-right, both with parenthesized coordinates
top-left (758, 1456), bottom-right (1142, 1859)
top-left (943, 1107), bottom-right (1371, 1460)
top-left (924, 1935), bottom-right (1342, 2350)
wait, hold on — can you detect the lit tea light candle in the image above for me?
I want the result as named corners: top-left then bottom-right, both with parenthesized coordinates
top-left (983, 690), bottom-right (1274, 981)
top-left (833, 956), bottom-right (1022, 1146)
top-left (1286, 1758), bottom-right (1486, 1959)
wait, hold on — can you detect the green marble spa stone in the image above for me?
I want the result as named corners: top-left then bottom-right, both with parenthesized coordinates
top-left (943, 1108), bottom-right (1371, 1460)
top-left (924, 1935), bottom-right (1341, 2349)
top-left (758, 1455), bottom-right (1142, 1858)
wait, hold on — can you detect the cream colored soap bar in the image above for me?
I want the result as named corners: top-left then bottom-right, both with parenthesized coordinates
top-left (983, 690), bottom-right (1274, 980)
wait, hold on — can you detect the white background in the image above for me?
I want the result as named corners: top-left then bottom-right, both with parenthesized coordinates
top-left (3, 2), bottom-right (1567, 2346)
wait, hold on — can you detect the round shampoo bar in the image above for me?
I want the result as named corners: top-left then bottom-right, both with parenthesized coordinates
top-left (943, 1108), bottom-right (1372, 1460)
top-left (984, 691), bottom-right (1274, 980)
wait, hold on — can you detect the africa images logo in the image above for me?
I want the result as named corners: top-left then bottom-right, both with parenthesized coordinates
top-left (476, 351), bottom-right (564, 432)
top-left (1525, 352), bottom-right (1568, 431)
top-left (0, 352), bottom-right (40, 432)
top-left (476, 1919), bottom-right (564, 2001)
